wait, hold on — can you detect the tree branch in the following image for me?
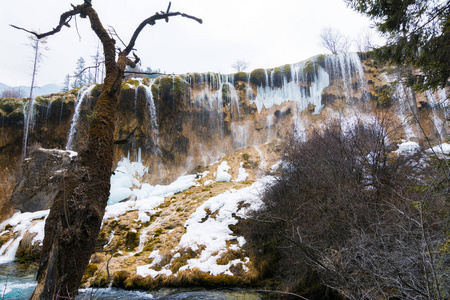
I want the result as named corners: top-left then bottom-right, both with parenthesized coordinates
top-left (124, 2), bottom-right (202, 55)
top-left (10, 2), bottom-right (89, 39)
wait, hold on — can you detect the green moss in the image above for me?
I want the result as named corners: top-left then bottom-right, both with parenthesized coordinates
top-left (154, 228), bottom-right (163, 237)
top-left (304, 59), bottom-right (317, 74)
top-left (250, 68), bottom-right (266, 87)
top-left (143, 237), bottom-right (160, 252)
top-left (157, 75), bottom-right (187, 102)
top-left (70, 86), bottom-right (83, 95)
top-left (303, 59), bottom-right (319, 84)
top-left (126, 79), bottom-right (140, 87)
top-left (91, 271), bottom-right (109, 287)
top-left (271, 64), bottom-right (292, 87)
top-left (112, 271), bottom-right (130, 288)
top-left (234, 72), bottom-right (248, 82)
top-left (34, 96), bottom-right (49, 105)
top-left (96, 230), bottom-right (109, 246)
top-left (91, 84), bottom-right (103, 98)
top-left (82, 264), bottom-right (98, 284)
top-left (222, 84), bottom-right (231, 104)
top-left (242, 152), bottom-right (250, 161)
top-left (0, 99), bottom-right (25, 116)
top-left (124, 231), bottom-right (139, 251)
top-left (170, 249), bottom-right (197, 273)
top-left (317, 54), bottom-right (326, 68)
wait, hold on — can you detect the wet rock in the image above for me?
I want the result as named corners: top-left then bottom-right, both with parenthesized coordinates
top-left (9, 148), bottom-right (75, 212)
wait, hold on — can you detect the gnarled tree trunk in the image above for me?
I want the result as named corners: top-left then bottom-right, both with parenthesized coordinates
top-left (11, 1), bottom-right (201, 299)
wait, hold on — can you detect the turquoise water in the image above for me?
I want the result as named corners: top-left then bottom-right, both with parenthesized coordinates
top-left (0, 263), bottom-right (37, 299)
top-left (0, 263), bottom-right (262, 299)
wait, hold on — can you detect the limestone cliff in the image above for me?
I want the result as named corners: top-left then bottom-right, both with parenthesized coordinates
top-left (0, 53), bottom-right (448, 289)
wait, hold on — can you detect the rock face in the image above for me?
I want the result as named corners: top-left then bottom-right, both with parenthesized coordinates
top-left (0, 53), bottom-right (448, 292)
top-left (1, 53), bottom-right (448, 219)
top-left (9, 148), bottom-right (76, 212)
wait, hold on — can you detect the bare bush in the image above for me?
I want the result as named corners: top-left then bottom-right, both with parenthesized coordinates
top-left (1, 88), bottom-right (24, 98)
top-left (320, 27), bottom-right (351, 55)
top-left (246, 117), bottom-right (449, 299)
top-left (232, 59), bottom-right (249, 72)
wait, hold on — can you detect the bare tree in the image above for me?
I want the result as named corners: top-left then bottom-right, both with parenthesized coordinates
top-left (23, 35), bottom-right (48, 160)
top-left (247, 115), bottom-right (449, 299)
top-left (354, 29), bottom-right (376, 52)
top-left (11, 1), bottom-right (201, 299)
top-left (91, 42), bottom-right (103, 84)
top-left (319, 27), bottom-right (351, 55)
top-left (1, 88), bottom-right (24, 98)
top-left (232, 59), bottom-right (249, 72)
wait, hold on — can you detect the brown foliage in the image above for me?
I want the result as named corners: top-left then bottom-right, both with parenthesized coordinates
top-left (246, 118), bottom-right (449, 299)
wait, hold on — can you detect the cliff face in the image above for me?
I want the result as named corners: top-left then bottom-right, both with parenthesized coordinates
top-left (1, 53), bottom-right (448, 214)
top-left (0, 53), bottom-right (448, 287)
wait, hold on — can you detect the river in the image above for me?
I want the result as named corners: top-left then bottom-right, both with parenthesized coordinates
top-left (0, 263), bottom-right (263, 299)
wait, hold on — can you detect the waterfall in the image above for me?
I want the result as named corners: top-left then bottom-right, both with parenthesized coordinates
top-left (250, 53), bottom-right (366, 115)
top-left (425, 90), bottom-right (445, 140)
top-left (143, 80), bottom-right (159, 133)
top-left (65, 85), bottom-right (96, 150)
top-left (246, 73), bottom-right (254, 101)
top-left (266, 114), bottom-right (276, 142)
top-left (253, 59), bottom-right (329, 114)
top-left (143, 80), bottom-right (162, 156)
top-left (383, 73), bottom-right (418, 141)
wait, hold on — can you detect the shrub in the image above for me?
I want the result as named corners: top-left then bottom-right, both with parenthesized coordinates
top-left (245, 117), bottom-right (449, 299)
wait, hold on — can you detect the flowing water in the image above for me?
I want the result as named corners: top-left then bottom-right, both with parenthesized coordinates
top-left (66, 85), bottom-right (96, 150)
top-left (0, 263), bottom-right (262, 299)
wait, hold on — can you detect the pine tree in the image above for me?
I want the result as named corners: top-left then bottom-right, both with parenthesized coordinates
top-left (61, 74), bottom-right (71, 92)
top-left (346, 0), bottom-right (450, 90)
top-left (71, 57), bottom-right (86, 89)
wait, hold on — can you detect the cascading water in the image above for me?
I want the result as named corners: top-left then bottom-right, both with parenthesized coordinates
top-left (246, 73), bottom-right (254, 101)
top-left (251, 53), bottom-right (366, 115)
top-left (425, 90), bottom-right (446, 140)
top-left (65, 85), bottom-right (96, 150)
top-left (386, 74), bottom-right (418, 141)
top-left (438, 89), bottom-right (449, 119)
top-left (143, 79), bottom-right (163, 159)
top-left (144, 80), bottom-right (159, 133)
top-left (59, 96), bottom-right (65, 123)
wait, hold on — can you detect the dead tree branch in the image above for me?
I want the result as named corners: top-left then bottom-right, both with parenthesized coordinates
top-left (124, 2), bottom-right (202, 55)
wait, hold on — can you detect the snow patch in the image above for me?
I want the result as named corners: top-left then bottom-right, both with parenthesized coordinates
top-left (426, 143), bottom-right (450, 156)
top-left (396, 141), bottom-right (421, 155)
top-left (216, 161), bottom-right (231, 182)
top-left (235, 162), bottom-right (249, 182)
top-left (143, 177), bottom-right (272, 277)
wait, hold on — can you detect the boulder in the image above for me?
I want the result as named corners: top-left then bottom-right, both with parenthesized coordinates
top-left (9, 148), bottom-right (76, 212)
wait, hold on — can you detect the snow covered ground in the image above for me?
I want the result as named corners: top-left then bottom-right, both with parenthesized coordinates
top-left (136, 177), bottom-right (272, 278)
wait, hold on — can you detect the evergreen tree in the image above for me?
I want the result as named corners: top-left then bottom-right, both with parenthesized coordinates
top-left (346, 0), bottom-right (450, 90)
top-left (71, 57), bottom-right (86, 89)
top-left (61, 74), bottom-right (71, 92)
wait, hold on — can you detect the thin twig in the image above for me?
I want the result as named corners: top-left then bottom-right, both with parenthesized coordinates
top-left (108, 25), bottom-right (127, 49)
top-left (255, 290), bottom-right (309, 299)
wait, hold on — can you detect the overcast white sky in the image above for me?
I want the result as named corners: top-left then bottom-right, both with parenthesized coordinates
top-left (0, 0), bottom-right (379, 87)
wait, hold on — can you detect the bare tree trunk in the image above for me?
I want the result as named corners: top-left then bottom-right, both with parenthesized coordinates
top-left (29, 5), bottom-right (123, 298)
top-left (22, 38), bottom-right (40, 160)
top-left (11, 2), bottom-right (201, 299)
